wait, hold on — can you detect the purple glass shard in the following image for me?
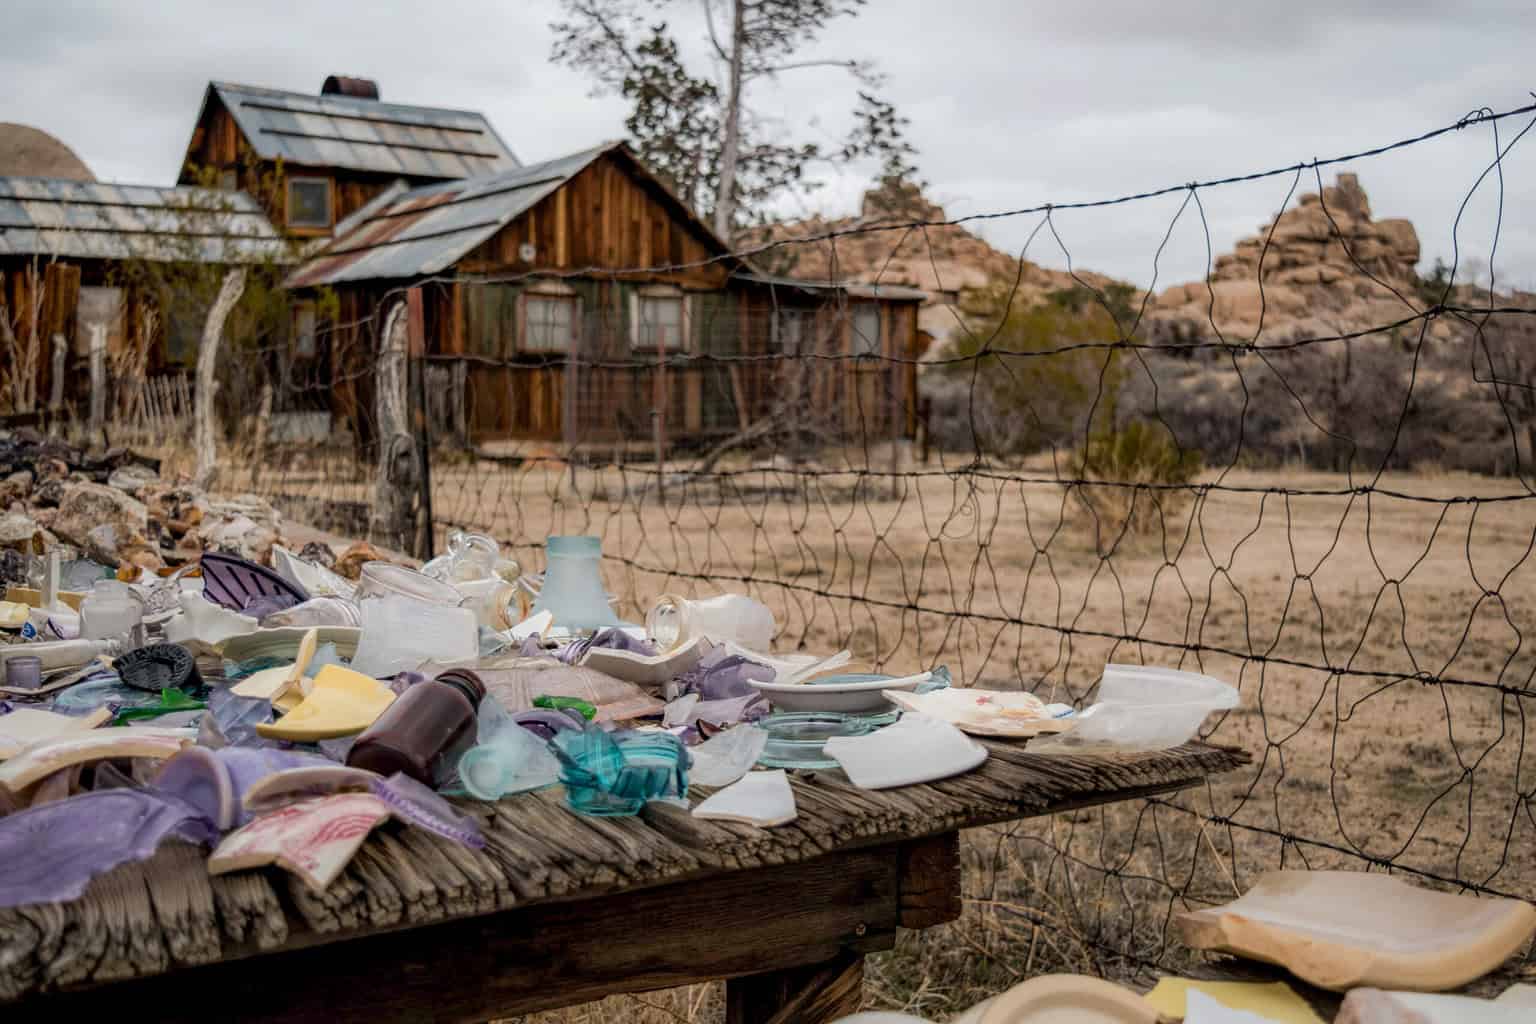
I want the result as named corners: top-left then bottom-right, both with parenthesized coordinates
top-left (199, 552), bottom-right (307, 615)
top-left (0, 789), bottom-right (218, 909)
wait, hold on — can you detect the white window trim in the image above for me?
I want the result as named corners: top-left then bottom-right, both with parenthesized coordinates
top-left (628, 286), bottom-right (691, 352)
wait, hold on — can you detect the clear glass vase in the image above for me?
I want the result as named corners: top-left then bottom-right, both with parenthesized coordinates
top-left (528, 535), bottom-right (620, 632)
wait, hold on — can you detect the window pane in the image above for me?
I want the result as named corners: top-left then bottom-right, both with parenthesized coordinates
top-left (288, 179), bottom-right (331, 228)
top-left (638, 296), bottom-right (684, 349)
top-left (294, 305), bottom-right (317, 358)
top-left (525, 296), bottom-right (573, 352)
top-left (776, 310), bottom-right (808, 352)
top-left (852, 305), bottom-right (881, 356)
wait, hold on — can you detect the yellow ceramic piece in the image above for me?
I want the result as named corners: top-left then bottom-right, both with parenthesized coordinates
top-left (0, 601), bottom-right (28, 629)
top-left (273, 689), bottom-right (304, 713)
top-left (1144, 978), bottom-right (1325, 1024)
top-left (255, 664), bottom-right (396, 741)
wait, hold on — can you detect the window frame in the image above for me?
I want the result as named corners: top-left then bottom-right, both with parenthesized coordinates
top-left (292, 301), bottom-right (319, 360)
top-left (285, 175), bottom-right (333, 232)
top-left (850, 302), bottom-right (883, 357)
top-left (520, 291), bottom-right (580, 355)
top-left (629, 287), bottom-right (691, 353)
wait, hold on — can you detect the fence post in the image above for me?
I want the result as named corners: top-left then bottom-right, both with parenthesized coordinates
top-left (407, 287), bottom-right (434, 561)
top-left (370, 301), bottom-right (414, 554)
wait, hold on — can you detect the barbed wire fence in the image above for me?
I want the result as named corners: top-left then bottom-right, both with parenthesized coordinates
top-left (217, 98), bottom-right (1536, 1000)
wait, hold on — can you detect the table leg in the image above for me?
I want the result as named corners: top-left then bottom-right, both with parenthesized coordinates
top-left (725, 950), bottom-right (866, 1024)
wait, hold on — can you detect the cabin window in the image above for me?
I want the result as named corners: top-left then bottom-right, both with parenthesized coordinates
top-left (217, 169), bottom-right (238, 192)
top-left (463, 283), bottom-right (517, 357)
top-left (631, 292), bottom-right (688, 351)
top-left (851, 303), bottom-right (882, 357)
top-left (286, 177), bottom-right (332, 230)
top-left (292, 302), bottom-right (318, 359)
top-left (774, 309), bottom-right (814, 353)
top-left (523, 294), bottom-right (577, 353)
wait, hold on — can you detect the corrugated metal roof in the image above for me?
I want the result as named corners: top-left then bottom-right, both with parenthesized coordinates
top-left (0, 175), bottom-right (288, 263)
top-left (734, 271), bottom-right (928, 302)
top-left (211, 83), bottom-right (520, 180)
top-left (285, 144), bottom-right (616, 288)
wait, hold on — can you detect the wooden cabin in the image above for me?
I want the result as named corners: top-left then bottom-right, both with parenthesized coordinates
top-left (178, 78), bottom-right (520, 239)
top-left (284, 142), bottom-right (924, 451)
top-left (0, 175), bottom-right (287, 419)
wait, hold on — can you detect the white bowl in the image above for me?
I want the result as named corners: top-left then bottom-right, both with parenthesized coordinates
top-left (754, 671), bottom-right (932, 714)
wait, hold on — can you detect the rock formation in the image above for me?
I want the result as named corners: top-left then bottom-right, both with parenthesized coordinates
top-left (1149, 173), bottom-right (1433, 339)
top-left (743, 180), bottom-right (1113, 346)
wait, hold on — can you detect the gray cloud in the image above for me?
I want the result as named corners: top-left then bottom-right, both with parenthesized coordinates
top-left (2, 0), bottom-right (1532, 290)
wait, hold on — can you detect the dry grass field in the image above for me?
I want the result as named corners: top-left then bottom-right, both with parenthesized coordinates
top-left (215, 443), bottom-right (1536, 1020)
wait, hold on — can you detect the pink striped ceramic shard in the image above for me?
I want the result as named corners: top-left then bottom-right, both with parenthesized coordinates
top-left (207, 792), bottom-right (390, 891)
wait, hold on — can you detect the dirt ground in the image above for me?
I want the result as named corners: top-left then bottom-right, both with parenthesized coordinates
top-left (229, 446), bottom-right (1536, 1019)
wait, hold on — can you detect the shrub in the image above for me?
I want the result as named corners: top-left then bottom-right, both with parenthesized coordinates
top-left (1071, 420), bottom-right (1202, 551)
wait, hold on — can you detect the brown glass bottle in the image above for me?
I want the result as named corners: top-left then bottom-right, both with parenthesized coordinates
top-left (346, 669), bottom-right (486, 787)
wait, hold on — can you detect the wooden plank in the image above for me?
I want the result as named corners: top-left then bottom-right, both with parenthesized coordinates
top-left (7, 847), bottom-right (901, 1024)
top-left (897, 833), bottom-right (962, 929)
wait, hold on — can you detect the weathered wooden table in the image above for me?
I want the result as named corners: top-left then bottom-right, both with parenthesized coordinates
top-left (0, 740), bottom-right (1247, 1023)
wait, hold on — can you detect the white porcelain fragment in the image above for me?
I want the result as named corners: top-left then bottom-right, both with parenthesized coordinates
top-left (162, 592), bottom-right (258, 647)
top-left (688, 724), bottom-right (768, 787)
top-left (824, 713), bottom-right (987, 790)
top-left (693, 768), bottom-right (796, 827)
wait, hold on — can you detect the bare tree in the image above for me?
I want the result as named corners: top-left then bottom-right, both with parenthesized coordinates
top-left (551, 0), bottom-right (918, 236)
top-left (193, 268), bottom-right (248, 489)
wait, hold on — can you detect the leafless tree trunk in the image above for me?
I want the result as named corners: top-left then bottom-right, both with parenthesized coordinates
top-left (87, 323), bottom-right (106, 441)
top-left (48, 332), bottom-right (66, 413)
top-left (249, 381), bottom-right (274, 487)
top-left (194, 268), bottom-right (247, 489)
top-left (371, 301), bottom-right (416, 549)
top-left (711, 0), bottom-right (747, 238)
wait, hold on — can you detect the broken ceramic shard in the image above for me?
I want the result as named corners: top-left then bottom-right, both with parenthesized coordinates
top-left (581, 634), bottom-right (708, 686)
top-left (883, 687), bottom-right (1075, 738)
top-left (0, 787), bottom-right (218, 908)
top-left (693, 768), bottom-right (796, 826)
top-left (350, 593), bottom-right (477, 678)
top-left (271, 544), bottom-right (356, 600)
top-left (155, 747), bottom-right (332, 830)
top-left (1142, 978), bottom-right (1324, 1024)
top-left (824, 713), bottom-right (987, 790)
top-left (0, 728), bottom-right (192, 798)
top-left (207, 792), bottom-right (391, 891)
top-left (254, 664), bottom-right (396, 742)
top-left (971, 974), bottom-right (1157, 1024)
top-left (1335, 988), bottom-right (1527, 1024)
top-left (1174, 870), bottom-right (1536, 991)
top-left (0, 705), bottom-right (110, 759)
top-left (161, 591), bottom-right (258, 647)
top-left (687, 724), bottom-right (768, 787)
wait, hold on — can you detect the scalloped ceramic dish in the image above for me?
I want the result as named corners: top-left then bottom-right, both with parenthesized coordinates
top-left (755, 671), bottom-right (932, 714)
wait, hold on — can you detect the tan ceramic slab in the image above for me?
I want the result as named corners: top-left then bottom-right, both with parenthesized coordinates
top-left (978, 975), bottom-right (1157, 1023)
top-left (0, 729), bottom-right (191, 797)
top-left (1336, 988), bottom-right (1529, 1023)
top-left (208, 792), bottom-right (390, 891)
top-left (1174, 870), bottom-right (1536, 992)
top-left (0, 706), bottom-right (111, 759)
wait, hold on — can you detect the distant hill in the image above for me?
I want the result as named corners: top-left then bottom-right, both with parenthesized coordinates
top-left (0, 124), bottom-right (95, 182)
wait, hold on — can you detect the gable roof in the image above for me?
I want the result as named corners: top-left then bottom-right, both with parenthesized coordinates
top-left (285, 142), bottom-right (737, 288)
top-left (201, 82), bottom-right (520, 181)
top-left (0, 175), bottom-right (287, 263)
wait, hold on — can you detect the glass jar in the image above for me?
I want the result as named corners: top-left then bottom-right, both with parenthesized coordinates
top-left (528, 536), bottom-right (620, 632)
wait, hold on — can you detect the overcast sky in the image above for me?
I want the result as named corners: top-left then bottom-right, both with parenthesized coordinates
top-left (4, 0), bottom-right (1534, 290)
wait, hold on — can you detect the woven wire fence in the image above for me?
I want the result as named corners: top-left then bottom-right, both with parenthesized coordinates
top-left (224, 98), bottom-right (1536, 988)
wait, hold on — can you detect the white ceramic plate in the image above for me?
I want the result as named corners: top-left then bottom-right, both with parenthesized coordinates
top-left (884, 688), bottom-right (1076, 738)
top-left (823, 712), bottom-right (987, 789)
top-left (755, 671), bottom-right (931, 714)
